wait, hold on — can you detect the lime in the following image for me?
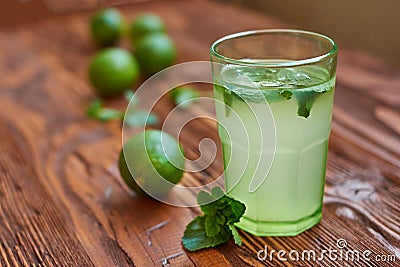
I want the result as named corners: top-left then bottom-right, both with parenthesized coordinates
top-left (135, 33), bottom-right (176, 75)
top-left (90, 8), bottom-right (125, 46)
top-left (119, 130), bottom-right (185, 197)
top-left (89, 48), bottom-right (140, 96)
top-left (129, 13), bottom-right (165, 44)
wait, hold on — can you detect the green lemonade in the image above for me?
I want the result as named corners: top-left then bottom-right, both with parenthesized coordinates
top-left (214, 64), bottom-right (335, 236)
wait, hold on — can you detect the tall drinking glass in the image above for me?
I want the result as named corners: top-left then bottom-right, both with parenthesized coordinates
top-left (210, 30), bottom-right (338, 236)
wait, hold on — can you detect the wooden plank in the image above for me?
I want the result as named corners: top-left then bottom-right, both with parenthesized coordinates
top-left (0, 123), bottom-right (94, 266)
top-left (0, 0), bottom-right (399, 266)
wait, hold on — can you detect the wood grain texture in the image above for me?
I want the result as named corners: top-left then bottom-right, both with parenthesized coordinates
top-left (0, 0), bottom-right (399, 266)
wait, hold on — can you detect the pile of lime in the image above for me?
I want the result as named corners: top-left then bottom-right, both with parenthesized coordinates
top-left (89, 9), bottom-right (177, 96)
top-left (88, 8), bottom-right (184, 197)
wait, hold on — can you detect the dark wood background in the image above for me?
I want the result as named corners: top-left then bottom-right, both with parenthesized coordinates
top-left (0, 0), bottom-right (399, 266)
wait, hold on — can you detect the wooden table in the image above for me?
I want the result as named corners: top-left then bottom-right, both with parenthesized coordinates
top-left (1, 1), bottom-right (399, 266)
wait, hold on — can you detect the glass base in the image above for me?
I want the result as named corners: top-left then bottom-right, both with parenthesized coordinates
top-left (235, 207), bottom-right (322, 236)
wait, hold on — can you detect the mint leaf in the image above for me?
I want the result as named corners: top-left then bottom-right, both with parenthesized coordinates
top-left (124, 110), bottom-right (158, 127)
top-left (96, 108), bottom-right (123, 122)
top-left (87, 99), bottom-right (102, 118)
top-left (215, 214), bottom-right (225, 225)
top-left (87, 99), bottom-right (122, 122)
top-left (197, 191), bottom-right (216, 207)
top-left (124, 90), bottom-right (139, 106)
top-left (170, 86), bottom-right (199, 108)
top-left (229, 224), bottom-right (241, 245)
top-left (211, 187), bottom-right (224, 199)
top-left (123, 92), bottom-right (158, 127)
top-left (226, 197), bottom-right (246, 223)
top-left (182, 216), bottom-right (231, 252)
top-left (197, 190), bottom-right (223, 215)
top-left (182, 187), bottom-right (246, 251)
top-left (293, 90), bottom-right (322, 118)
top-left (279, 90), bottom-right (293, 100)
top-left (205, 216), bottom-right (221, 237)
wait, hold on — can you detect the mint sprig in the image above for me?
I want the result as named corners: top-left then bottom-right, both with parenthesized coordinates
top-left (182, 187), bottom-right (246, 251)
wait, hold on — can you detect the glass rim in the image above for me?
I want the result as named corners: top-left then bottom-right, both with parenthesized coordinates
top-left (210, 29), bottom-right (338, 67)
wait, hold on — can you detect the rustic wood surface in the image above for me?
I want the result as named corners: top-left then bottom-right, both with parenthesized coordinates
top-left (0, 1), bottom-right (399, 266)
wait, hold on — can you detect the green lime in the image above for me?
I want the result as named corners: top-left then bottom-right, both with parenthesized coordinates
top-left (135, 33), bottom-right (176, 75)
top-left (90, 8), bottom-right (125, 46)
top-left (89, 48), bottom-right (140, 96)
top-left (129, 13), bottom-right (165, 44)
top-left (119, 130), bottom-right (185, 197)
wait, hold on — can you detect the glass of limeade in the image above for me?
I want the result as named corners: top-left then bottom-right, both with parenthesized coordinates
top-left (210, 30), bottom-right (338, 236)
